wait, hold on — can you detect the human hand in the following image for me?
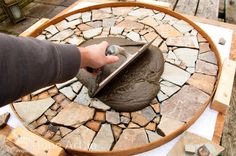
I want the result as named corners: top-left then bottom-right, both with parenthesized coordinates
top-left (79, 41), bottom-right (119, 69)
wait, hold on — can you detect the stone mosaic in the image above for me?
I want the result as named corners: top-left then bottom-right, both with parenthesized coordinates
top-left (12, 6), bottom-right (220, 153)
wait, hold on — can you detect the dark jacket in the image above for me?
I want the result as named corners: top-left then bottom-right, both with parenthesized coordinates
top-left (0, 33), bottom-right (81, 106)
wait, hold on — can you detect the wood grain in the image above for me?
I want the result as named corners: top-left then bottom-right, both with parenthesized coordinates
top-left (156, 0), bottom-right (178, 9)
top-left (226, 0), bottom-right (236, 24)
top-left (174, 0), bottom-right (199, 15)
top-left (196, 0), bottom-right (220, 20)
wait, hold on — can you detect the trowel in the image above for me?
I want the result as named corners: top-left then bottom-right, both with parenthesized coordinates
top-left (87, 37), bottom-right (156, 97)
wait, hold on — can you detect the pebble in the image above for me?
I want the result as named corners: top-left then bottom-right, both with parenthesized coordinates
top-left (218, 37), bottom-right (226, 45)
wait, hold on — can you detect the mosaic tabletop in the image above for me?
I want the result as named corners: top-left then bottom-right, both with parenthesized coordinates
top-left (12, 4), bottom-right (220, 155)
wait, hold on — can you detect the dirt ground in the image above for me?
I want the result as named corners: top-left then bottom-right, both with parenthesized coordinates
top-left (222, 72), bottom-right (236, 156)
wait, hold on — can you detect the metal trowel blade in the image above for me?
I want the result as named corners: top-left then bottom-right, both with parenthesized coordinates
top-left (90, 37), bottom-right (156, 97)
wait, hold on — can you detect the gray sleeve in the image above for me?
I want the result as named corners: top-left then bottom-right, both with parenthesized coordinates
top-left (0, 33), bottom-right (81, 106)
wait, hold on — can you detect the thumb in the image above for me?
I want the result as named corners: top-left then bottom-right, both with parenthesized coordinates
top-left (105, 55), bottom-right (119, 64)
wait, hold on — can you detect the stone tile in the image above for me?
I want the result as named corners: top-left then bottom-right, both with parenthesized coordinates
top-left (53, 94), bottom-right (66, 103)
top-left (139, 16), bottom-right (161, 28)
top-left (161, 63), bottom-right (191, 86)
top-left (59, 125), bottom-right (95, 150)
top-left (199, 43), bottom-right (211, 53)
top-left (197, 33), bottom-right (207, 42)
top-left (128, 122), bottom-right (140, 128)
top-left (113, 128), bottom-right (148, 150)
top-left (77, 24), bottom-right (93, 31)
top-left (186, 67), bottom-right (195, 74)
top-left (56, 78), bottom-right (77, 89)
top-left (103, 18), bottom-right (116, 27)
top-left (66, 36), bottom-right (84, 46)
top-left (106, 111), bottom-right (120, 125)
top-left (87, 21), bottom-right (102, 28)
top-left (155, 24), bottom-right (182, 39)
top-left (45, 25), bottom-right (58, 35)
top-left (51, 103), bottom-right (95, 128)
top-left (67, 19), bottom-right (82, 29)
top-left (191, 29), bottom-right (198, 36)
top-left (49, 29), bottom-right (74, 41)
top-left (48, 87), bottom-right (58, 96)
top-left (112, 7), bottom-right (133, 16)
top-left (82, 11), bottom-right (92, 23)
top-left (83, 27), bottom-right (103, 39)
top-left (36, 35), bottom-right (46, 40)
top-left (86, 120), bottom-right (101, 132)
top-left (55, 20), bottom-right (70, 31)
top-left (44, 109), bottom-right (57, 117)
top-left (116, 20), bottom-right (144, 31)
top-left (157, 91), bottom-right (168, 102)
top-left (153, 12), bottom-right (165, 20)
top-left (144, 32), bottom-right (163, 47)
top-left (131, 106), bottom-right (156, 126)
top-left (146, 130), bottom-right (163, 142)
top-left (36, 115), bottom-right (47, 126)
top-left (0, 112), bottom-right (10, 129)
top-left (166, 36), bottom-right (199, 49)
top-left (128, 8), bottom-right (154, 19)
top-left (161, 85), bottom-right (210, 122)
top-left (173, 48), bottom-right (199, 67)
top-left (157, 116), bottom-right (184, 135)
top-left (196, 60), bottom-right (218, 76)
top-left (151, 103), bottom-right (160, 113)
top-left (126, 31), bottom-right (141, 42)
top-left (92, 9), bottom-right (112, 21)
top-left (153, 116), bottom-right (161, 124)
top-left (172, 20), bottom-right (193, 33)
top-left (94, 111), bottom-right (106, 122)
top-left (159, 42), bottom-right (168, 53)
top-left (13, 98), bottom-right (55, 124)
top-left (90, 99), bottom-right (110, 111)
top-left (112, 125), bottom-right (122, 141)
top-left (44, 130), bottom-right (55, 139)
top-left (74, 86), bottom-right (91, 106)
top-left (187, 73), bottom-right (216, 94)
top-left (121, 112), bottom-right (130, 118)
top-left (199, 51), bottom-right (217, 65)
top-left (66, 13), bottom-right (82, 21)
top-left (162, 15), bottom-right (178, 25)
top-left (90, 124), bottom-right (114, 151)
top-left (59, 127), bottom-right (72, 137)
top-left (166, 51), bottom-right (181, 66)
top-left (59, 86), bottom-right (76, 100)
top-left (35, 125), bottom-right (48, 135)
top-left (71, 81), bottom-right (82, 93)
top-left (120, 116), bottom-right (130, 124)
top-left (110, 26), bottom-right (124, 35)
top-left (145, 122), bottom-right (156, 131)
top-left (160, 81), bottom-right (181, 97)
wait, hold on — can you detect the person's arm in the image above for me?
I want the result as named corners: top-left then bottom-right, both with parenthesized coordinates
top-left (0, 33), bottom-right (118, 106)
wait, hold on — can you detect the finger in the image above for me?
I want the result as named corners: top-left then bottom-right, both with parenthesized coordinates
top-left (105, 55), bottom-right (119, 64)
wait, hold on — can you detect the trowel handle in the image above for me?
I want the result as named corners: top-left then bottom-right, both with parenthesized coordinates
top-left (86, 45), bottom-right (117, 73)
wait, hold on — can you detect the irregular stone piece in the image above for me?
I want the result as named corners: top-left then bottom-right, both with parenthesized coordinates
top-left (166, 36), bottom-right (199, 49)
top-left (151, 103), bottom-right (160, 113)
top-left (82, 11), bottom-right (91, 22)
top-left (59, 86), bottom-right (76, 100)
top-left (56, 77), bottom-right (77, 89)
top-left (128, 122), bottom-right (140, 128)
top-left (49, 29), bottom-right (74, 41)
top-left (90, 99), bottom-right (110, 111)
top-left (113, 128), bottom-right (148, 150)
top-left (161, 63), bottom-right (190, 86)
top-left (139, 16), bottom-right (161, 28)
top-left (153, 12), bottom-right (165, 20)
top-left (83, 27), bottom-right (103, 39)
top-left (159, 41), bottom-right (168, 53)
top-left (120, 116), bottom-right (130, 124)
top-left (173, 48), bottom-right (198, 67)
top-left (36, 115), bottom-right (47, 126)
top-left (157, 91), bottom-right (169, 102)
top-left (94, 111), bottom-right (106, 122)
top-left (199, 51), bottom-right (217, 65)
top-left (86, 120), bottom-right (101, 132)
top-left (87, 21), bottom-right (102, 28)
top-left (128, 8), bottom-right (154, 19)
top-left (112, 125), bottom-right (122, 141)
top-left (112, 7), bottom-right (133, 16)
top-left (13, 98), bottom-right (55, 124)
top-left (103, 17), bottom-right (116, 27)
top-left (116, 20), bottom-right (144, 31)
top-left (106, 111), bottom-right (120, 125)
top-left (59, 125), bottom-right (95, 150)
top-left (110, 26), bottom-right (124, 35)
top-left (126, 31), bottom-right (141, 42)
top-left (162, 85), bottom-right (210, 122)
top-left (196, 60), bottom-right (218, 76)
top-left (172, 20), bottom-right (193, 33)
top-left (71, 81), bottom-right (82, 93)
top-left (45, 25), bottom-right (58, 35)
top-left (66, 13), bottom-right (82, 21)
top-left (166, 51), bottom-right (181, 66)
top-left (90, 124), bottom-right (114, 151)
top-left (0, 112), bottom-right (10, 129)
top-left (144, 32), bottom-right (163, 47)
top-left (78, 24), bottom-right (92, 31)
top-left (146, 130), bottom-right (163, 142)
top-left (66, 36), bottom-right (84, 46)
top-left (74, 87), bottom-right (91, 106)
top-left (187, 73), bottom-right (216, 94)
top-left (131, 107), bottom-right (156, 126)
top-left (92, 9), bottom-right (112, 21)
top-left (160, 81), bottom-right (181, 97)
top-left (145, 122), bottom-right (156, 131)
top-left (158, 116), bottom-right (184, 135)
top-left (162, 15), bottom-right (178, 25)
top-left (155, 24), bottom-right (182, 39)
top-left (199, 43), bottom-right (211, 53)
top-left (51, 103), bottom-right (95, 127)
top-left (55, 20), bottom-right (70, 31)
top-left (59, 127), bottom-right (72, 137)
top-left (197, 34), bottom-right (207, 42)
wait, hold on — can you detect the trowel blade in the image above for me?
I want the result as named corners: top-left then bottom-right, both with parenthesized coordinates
top-left (90, 37), bottom-right (156, 97)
